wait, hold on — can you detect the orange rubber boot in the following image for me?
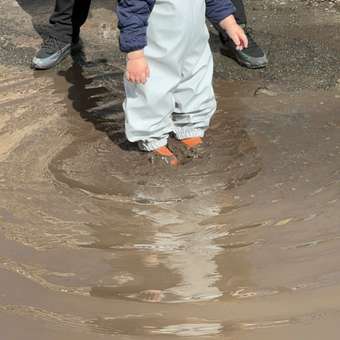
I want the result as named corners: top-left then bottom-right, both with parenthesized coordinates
top-left (180, 137), bottom-right (203, 149)
top-left (152, 146), bottom-right (178, 167)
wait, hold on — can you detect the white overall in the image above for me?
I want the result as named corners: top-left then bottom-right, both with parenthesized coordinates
top-left (123, 0), bottom-right (217, 151)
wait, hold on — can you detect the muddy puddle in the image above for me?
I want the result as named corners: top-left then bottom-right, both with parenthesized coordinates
top-left (1, 1), bottom-right (340, 339)
top-left (1, 57), bottom-right (340, 339)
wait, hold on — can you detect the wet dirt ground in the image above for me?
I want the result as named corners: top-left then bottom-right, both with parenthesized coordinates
top-left (1, 0), bottom-right (340, 339)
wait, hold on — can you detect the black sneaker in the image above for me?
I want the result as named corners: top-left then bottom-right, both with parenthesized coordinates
top-left (32, 36), bottom-right (71, 70)
top-left (220, 26), bottom-right (268, 69)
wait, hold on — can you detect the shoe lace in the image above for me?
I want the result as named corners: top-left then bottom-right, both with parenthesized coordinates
top-left (42, 36), bottom-right (62, 52)
top-left (244, 27), bottom-right (258, 49)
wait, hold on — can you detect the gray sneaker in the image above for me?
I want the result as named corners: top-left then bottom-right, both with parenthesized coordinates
top-left (32, 36), bottom-right (71, 70)
top-left (220, 27), bottom-right (268, 69)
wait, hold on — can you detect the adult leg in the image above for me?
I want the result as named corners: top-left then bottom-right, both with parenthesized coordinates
top-left (49, 0), bottom-right (91, 43)
top-left (49, 0), bottom-right (75, 43)
top-left (172, 44), bottom-right (216, 141)
top-left (32, 0), bottom-right (91, 69)
top-left (232, 0), bottom-right (247, 25)
top-left (124, 65), bottom-right (177, 152)
top-left (215, 0), bottom-right (268, 69)
top-left (72, 0), bottom-right (92, 43)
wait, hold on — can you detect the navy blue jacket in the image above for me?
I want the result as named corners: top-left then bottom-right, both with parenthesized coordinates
top-left (117, 0), bottom-right (235, 53)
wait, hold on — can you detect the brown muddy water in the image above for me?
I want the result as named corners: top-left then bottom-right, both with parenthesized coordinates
top-left (1, 57), bottom-right (340, 340)
top-left (1, 2), bottom-right (340, 338)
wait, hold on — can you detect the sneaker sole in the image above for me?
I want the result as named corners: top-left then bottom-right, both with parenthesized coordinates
top-left (221, 47), bottom-right (268, 69)
top-left (235, 54), bottom-right (268, 69)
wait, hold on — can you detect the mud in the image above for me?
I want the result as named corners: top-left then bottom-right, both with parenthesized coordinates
top-left (1, 0), bottom-right (340, 339)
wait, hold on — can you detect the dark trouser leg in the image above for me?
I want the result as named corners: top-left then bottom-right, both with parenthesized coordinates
top-left (72, 0), bottom-right (92, 42)
top-left (232, 0), bottom-right (247, 26)
top-left (49, 0), bottom-right (91, 43)
top-left (216, 0), bottom-right (247, 41)
top-left (214, 0), bottom-right (268, 68)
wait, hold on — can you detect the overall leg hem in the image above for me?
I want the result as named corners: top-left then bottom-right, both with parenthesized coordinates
top-left (174, 128), bottom-right (205, 140)
top-left (138, 137), bottom-right (169, 152)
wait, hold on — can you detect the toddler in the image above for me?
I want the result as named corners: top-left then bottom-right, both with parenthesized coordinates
top-left (117, 0), bottom-right (248, 166)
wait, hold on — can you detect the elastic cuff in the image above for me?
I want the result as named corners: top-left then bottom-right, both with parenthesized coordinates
top-left (174, 128), bottom-right (205, 140)
top-left (138, 137), bottom-right (169, 152)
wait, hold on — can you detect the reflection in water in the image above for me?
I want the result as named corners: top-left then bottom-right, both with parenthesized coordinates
top-left (151, 225), bottom-right (225, 302)
top-left (94, 224), bottom-right (227, 304)
top-left (88, 210), bottom-right (231, 304)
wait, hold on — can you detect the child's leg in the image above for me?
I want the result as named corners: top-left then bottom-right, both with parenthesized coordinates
top-left (123, 0), bottom-right (212, 152)
top-left (172, 44), bottom-right (216, 141)
top-left (123, 68), bottom-right (176, 151)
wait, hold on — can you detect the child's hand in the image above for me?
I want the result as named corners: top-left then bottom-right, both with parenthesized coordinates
top-left (219, 15), bottom-right (248, 50)
top-left (126, 50), bottom-right (150, 84)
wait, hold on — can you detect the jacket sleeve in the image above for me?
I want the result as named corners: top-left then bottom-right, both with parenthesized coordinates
top-left (205, 0), bottom-right (235, 24)
top-left (117, 0), bottom-right (155, 53)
